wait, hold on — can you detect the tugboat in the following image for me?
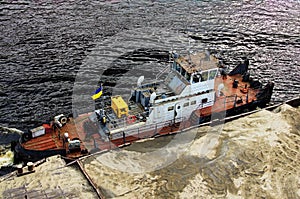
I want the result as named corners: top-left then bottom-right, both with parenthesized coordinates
top-left (14, 51), bottom-right (274, 162)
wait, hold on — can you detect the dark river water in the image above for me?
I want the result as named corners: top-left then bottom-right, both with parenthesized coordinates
top-left (0, 0), bottom-right (299, 136)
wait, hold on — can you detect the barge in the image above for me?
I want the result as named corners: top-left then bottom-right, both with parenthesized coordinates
top-left (14, 51), bottom-right (275, 162)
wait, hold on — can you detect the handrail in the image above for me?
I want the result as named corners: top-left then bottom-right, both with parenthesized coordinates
top-left (110, 117), bottom-right (184, 140)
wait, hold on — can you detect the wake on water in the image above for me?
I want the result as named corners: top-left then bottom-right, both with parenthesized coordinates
top-left (0, 127), bottom-right (22, 174)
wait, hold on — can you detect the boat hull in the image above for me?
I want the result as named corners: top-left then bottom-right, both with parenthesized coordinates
top-left (13, 96), bottom-right (300, 163)
top-left (11, 52), bottom-right (286, 163)
top-left (14, 142), bottom-right (66, 163)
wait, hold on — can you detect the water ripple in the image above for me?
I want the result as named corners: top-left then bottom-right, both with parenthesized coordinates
top-left (0, 0), bottom-right (299, 131)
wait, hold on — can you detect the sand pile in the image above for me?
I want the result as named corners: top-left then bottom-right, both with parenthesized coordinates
top-left (81, 104), bottom-right (300, 198)
top-left (180, 104), bottom-right (300, 198)
top-left (0, 156), bottom-right (97, 198)
top-left (0, 104), bottom-right (298, 198)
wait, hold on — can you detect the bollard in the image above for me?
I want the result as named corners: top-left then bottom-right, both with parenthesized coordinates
top-left (17, 165), bottom-right (23, 174)
top-left (27, 162), bottom-right (34, 171)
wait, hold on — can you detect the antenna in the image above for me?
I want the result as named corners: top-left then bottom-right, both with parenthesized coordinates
top-left (204, 49), bottom-right (210, 60)
top-left (187, 40), bottom-right (191, 63)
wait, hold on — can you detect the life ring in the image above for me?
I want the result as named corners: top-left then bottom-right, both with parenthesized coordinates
top-left (127, 115), bottom-right (137, 124)
top-left (59, 116), bottom-right (68, 125)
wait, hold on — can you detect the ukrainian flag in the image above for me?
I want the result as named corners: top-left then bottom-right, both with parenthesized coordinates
top-left (91, 85), bottom-right (103, 100)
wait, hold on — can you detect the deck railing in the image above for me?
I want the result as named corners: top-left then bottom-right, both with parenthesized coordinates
top-left (108, 92), bottom-right (254, 143)
top-left (109, 117), bottom-right (184, 141)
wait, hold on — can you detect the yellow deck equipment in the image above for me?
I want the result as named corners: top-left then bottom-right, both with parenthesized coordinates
top-left (111, 95), bottom-right (129, 118)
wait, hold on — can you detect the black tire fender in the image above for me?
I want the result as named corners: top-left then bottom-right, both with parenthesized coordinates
top-left (22, 132), bottom-right (31, 142)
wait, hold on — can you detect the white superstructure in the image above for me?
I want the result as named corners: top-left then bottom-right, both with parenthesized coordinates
top-left (142, 52), bottom-right (220, 124)
top-left (93, 51), bottom-right (222, 138)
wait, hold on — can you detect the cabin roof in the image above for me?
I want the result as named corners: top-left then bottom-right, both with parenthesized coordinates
top-left (176, 52), bottom-right (219, 73)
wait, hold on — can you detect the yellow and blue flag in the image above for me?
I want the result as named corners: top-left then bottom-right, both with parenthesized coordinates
top-left (91, 85), bottom-right (103, 100)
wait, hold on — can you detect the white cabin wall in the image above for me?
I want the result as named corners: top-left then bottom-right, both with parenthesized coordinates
top-left (179, 79), bottom-right (214, 97)
top-left (191, 79), bottom-right (215, 92)
top-left (180, 92), bottom-right (215, 119)
top-left (147, 91), bottom-right (215, 124)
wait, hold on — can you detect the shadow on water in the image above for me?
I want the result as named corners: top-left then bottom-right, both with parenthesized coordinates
top-left (100, 48), bottom-right (169, 96)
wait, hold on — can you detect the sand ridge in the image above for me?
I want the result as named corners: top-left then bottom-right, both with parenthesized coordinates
top-left (0, 104), bottom-right (298, 198)
top-left (81, 104), bottom-right (300, 198)
top-left (0, 156), bottom-right (97, 198)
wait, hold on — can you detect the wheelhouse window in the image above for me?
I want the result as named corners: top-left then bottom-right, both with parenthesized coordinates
top-left (201, 71), bottom-right (208, 81)
top-left (181, 68), bottom-right (186, 77)
top-left (186, 73), bottom-right (191, 82)
top-left (192, 74), bottom-right (201, 83)
top-left (201, 98), bottom-right (208, 104)
top-left (191, 100), bottom-right (196, 105)
top-left (173, 62), bottom-right (177, 69)
top-left (183, 102), bottom-right (189, 107)
top-left (175, 63), bottom-right (181, 73)
top-left (209, 70), bottom-right (217, 80)
top-left (168, 106), bottom-right (174, 111)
